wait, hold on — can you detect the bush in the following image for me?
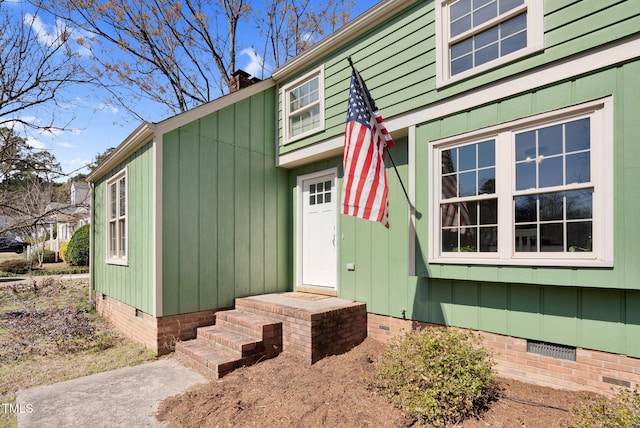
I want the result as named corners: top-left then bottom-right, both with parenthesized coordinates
top-left (0, 259), bottom-right (32, 274)
top-left (31, 248), bottom-right (57, 264)
top-left (31, 265), bottom-right (89, 276)
top-left (370, 327), bottom-right (499, 427)
top-left (68, 225), bottom-right (89, 266)
top-left (573, 387), bottom-right (640, 427)
top-left (59, 241), bottom-right (70, 263)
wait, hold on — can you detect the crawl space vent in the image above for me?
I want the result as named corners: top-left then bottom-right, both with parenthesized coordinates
top-left (527, 340), bottom-right (576, 361)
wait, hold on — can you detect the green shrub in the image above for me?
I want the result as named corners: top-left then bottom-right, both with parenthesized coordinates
top-left (370, 327), bottom-right (499, 427)
top-left (68, 225), bottom-right (89, 266)
top-left (573, 387), bottom-right (640, 427)
top-left (59, 241), bottom-right (70, 263)
top-left (31, 265), bottom-right (89, 276)
top-left (0, 259), bottom-right (32, 274)
top-left (31, 249), bottom-right (57, 264)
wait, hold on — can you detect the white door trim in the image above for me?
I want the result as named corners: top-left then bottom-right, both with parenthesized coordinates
top-left (296, 167), bottom-right (338, 292)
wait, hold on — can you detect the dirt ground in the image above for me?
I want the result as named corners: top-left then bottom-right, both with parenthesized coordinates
top-left (158, 338), bottom-right (595, 427)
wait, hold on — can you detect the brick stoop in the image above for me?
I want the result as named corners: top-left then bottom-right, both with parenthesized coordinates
top-left (175, 293), bottom-right (367, 377)
top-left (176, 309), bottom-right (283, 379)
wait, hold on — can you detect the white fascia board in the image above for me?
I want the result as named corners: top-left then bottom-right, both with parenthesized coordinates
top-left (87, 79), bottom-right (277, 183)
top-left (277, 34), bottom-right (640, 167)
top-left (278, 136), bottom-right (343, 168)
top-left (87, 122), bottom-right (155, 183)
top-left (154, 78), bottom-right (276, 135)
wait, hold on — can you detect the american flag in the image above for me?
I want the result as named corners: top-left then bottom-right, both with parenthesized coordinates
top-left (341, 69), bottom-right (394, 228)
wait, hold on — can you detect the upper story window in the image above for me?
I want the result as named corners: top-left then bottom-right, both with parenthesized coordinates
top-left (106, 168), bottom-right (127, 265)
top-left (436, 0), bottom-right (543, 86)
top-left (282, 66), bottom-right (325, 144)
top-left (429, 98), bottom-right (613, 267)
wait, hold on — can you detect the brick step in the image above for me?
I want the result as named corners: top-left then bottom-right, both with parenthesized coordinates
top-left (216, 309), bottom-right (281, 340)
top-left (175, 338), bottom-right (239, 379)
top-left (175, 307), bottom-right (283, 379)
top-left (197, 325), bottom-right (264, 357)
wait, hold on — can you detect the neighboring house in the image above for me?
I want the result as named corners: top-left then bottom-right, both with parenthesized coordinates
top-left (88, 0), bottom-right (640, 394)
top-left (49, 182), bottom-right (91, 252)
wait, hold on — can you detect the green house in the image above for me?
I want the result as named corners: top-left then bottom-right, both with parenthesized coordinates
top-left (88, 0), bottom-right (640, 392)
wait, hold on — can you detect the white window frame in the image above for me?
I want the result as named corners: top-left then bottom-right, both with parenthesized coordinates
top-left (106, 167), bottom-right (128, 265)
top-left (428, 98), bottom-right (614, 267)
top-left (435, 0), bottom-right (544, 87)
top-left (282, 65), bottom-right (325, 144)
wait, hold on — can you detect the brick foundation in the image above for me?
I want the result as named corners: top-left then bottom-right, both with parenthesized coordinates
top-left (368, 313), bottom-right (640, 396)
top-left (95, 292), bottom-right (215, 355)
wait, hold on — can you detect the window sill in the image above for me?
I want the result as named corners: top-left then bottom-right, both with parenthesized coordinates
top-left (106, 258), bottom-right (128, 266)
top-left (282, 127), bottom-right (324, 146)
top-left (428, 256), bottom-right (613, 268)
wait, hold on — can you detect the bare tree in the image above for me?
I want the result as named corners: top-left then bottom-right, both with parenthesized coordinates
top-left (36, 0), bottom-right (251, 116)
top-left (0, 3), bottom-right (83, 134)
top-left (254, 0), bottom-right (354, 75)
top-left (36, 0), bottom-right (354, 117)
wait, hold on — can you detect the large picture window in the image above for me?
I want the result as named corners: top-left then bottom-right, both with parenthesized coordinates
top-left (106, 168), bottom-right (127, 264)
top-left (435, 0), bottom-right (543, 86)
top-left (282, 66), bottom-right (325, 144)
top-left (429, 98), bottom-right (613, 267)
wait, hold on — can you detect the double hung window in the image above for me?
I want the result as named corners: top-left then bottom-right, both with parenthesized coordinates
top-left (436, 0), bottom-right (543, 85)
top-left (429, 99), bottom-right (613, 267)
top-left (282, 66), bottom-right (325, 143)
top-left (106, 168), bottom-right (127, 264)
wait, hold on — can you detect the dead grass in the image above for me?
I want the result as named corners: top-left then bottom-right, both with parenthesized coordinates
top-left (0, 278), bottom-right (156, 428)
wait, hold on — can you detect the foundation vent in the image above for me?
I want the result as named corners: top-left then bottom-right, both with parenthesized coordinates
top-left (527, 340), bottom-right (576, 361)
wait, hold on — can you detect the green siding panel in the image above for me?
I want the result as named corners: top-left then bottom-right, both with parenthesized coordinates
top-left (92, 142), bottom-right (154, 314)
top-left (478, 284), bottom-right (507, 334)
top-left (626, 291), bottom-right (640, 356)
top-left (508, 284), bottom-right (542, 339)
top-left (161, 87), bottom-right (288, 316)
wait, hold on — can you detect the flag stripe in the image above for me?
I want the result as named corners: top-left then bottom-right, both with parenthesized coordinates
top-left (341, 69), bottom-right (394, 228)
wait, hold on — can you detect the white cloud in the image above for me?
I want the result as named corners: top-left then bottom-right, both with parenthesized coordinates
top-left (24, 14), bottom-right (93, 58)
top-left (68, 158), bottom-right (90, 165)
top-left (96, 103), bottom-right (119, 115)
top-left (57, 141), bottom-right (76, 148)
top-left (240, 48), bottom-right (267, 79)
top-left (24, 13), bottom-right (63, 47)
top-left (26, 136), bottom-right (47, 150)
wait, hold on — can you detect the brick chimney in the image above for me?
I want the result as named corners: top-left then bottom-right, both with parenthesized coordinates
top-left (228, 70), bottom-right (261, 93)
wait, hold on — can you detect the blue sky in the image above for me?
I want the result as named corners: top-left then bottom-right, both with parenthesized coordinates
top-left (4, 0), bottom-right (379, 179)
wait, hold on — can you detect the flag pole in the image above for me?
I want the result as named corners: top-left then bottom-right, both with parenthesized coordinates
top-left (346, 57), bottom-right (414, 211)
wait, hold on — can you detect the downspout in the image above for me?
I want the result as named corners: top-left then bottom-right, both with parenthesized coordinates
top-left (88, 181), bottom-right (95, 308)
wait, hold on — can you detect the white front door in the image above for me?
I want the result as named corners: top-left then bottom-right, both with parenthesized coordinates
top-left (298, 170), bottom-right (337, 290)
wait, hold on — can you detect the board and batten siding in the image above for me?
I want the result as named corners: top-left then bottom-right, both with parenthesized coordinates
top-left (92, 142), bottom-right (154, 314)
top-left (278, 0), bottom-right (640, 154)
top-left (161, 89), bottom-right (289, 316)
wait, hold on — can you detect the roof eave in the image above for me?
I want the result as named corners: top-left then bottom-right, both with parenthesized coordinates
top-left (86, 122), bottom-right (155, 183)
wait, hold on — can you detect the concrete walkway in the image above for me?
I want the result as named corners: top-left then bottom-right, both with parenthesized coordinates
top-left (17, 358), bottom-right (206, 428)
